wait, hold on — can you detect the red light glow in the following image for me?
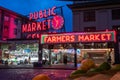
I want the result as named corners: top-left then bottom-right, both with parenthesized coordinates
top-left (29, 6), bottom-right (56, 20)
top-left (41, 31), bottom-right (116, 44)
top-left (52, 15), bottom-right (64, 30)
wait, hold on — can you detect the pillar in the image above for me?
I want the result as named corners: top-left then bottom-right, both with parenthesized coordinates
top-left (73, 43), bottom-right (77, 67)
top-left (38, 44), bottom-right (43, 63)
top-left (114, 33), bottom-right (120, 64)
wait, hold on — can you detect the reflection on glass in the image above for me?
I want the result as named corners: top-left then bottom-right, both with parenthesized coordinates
top-left (1, 43), bottom-right (39, 65)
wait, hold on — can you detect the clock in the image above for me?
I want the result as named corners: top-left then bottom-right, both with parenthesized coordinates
top-left (52, 15), bottom-right (64, 30)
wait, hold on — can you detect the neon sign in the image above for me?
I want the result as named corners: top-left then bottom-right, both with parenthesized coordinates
top-left (52, 15), bottom-right (64, 30)
top-left (29, 6), bottom-right (56, 20)
top-left (41, 31), bottom-right (116, 44)
top-left (22, 20), bottom-right (51, 33)
top-left (22, 6), bottom-right (64, 39)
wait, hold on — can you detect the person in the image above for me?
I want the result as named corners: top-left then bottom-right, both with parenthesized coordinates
top-left (42, 56), bottom-right (48, 65)
top-left (0, 59), bottom-right (3, 64)
top-left (28, 56), bottom-right (31, 64)
top-left (5, 59), bottom-right (8, 65)
top-left (63, 54), bottom-right (67, 64)
top-left (24, 59), bottom-right (28, 64)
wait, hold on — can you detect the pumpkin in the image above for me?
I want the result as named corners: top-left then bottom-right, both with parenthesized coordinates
top-left (79, 59), bottom-right (95, 71)
top-left (32, 74), bottom-right (51, 80)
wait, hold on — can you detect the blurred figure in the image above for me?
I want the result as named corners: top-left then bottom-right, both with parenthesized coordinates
top-left (28, 56), bottom-right (31, 64)
top-left (63, 54), bottom-right (67, 64)
top-left (24, 59), bottom-right (28, 64)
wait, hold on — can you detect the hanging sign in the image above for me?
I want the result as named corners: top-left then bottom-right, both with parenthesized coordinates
top-left (22, 6), bottom-right (64, 39)
top-left (41, 31), bottom-right (116, 44)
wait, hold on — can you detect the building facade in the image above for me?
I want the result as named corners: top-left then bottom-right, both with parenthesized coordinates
top-left (0, 6), bottom-right (35, 65)
top-left (68, 1), bottom-right (120, 64)
top-left (69, 1), bottom-right (120, 32)
top-left (0, 1), bottom-right (120, 68)
top-left (0, 6), bottom-right (29, 40)
top-left (0, 6), bottom-right (68, 67)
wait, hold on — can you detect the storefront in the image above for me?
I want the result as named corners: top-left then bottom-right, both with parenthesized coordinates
top-left (0, 6), bottom-right (66, 66)
top-left (39, 30), bottom-right (116, 67)
top-left (0, 39), bottom-right (39, 65)
top-left (0, 30), bottom-right (116, 68)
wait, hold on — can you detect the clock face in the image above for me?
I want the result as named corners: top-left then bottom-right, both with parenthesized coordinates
top-left (52, 15), bottom-right (64, 30)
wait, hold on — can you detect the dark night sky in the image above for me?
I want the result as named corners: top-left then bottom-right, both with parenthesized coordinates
top-left (0, 0), bottom-right (73, 32)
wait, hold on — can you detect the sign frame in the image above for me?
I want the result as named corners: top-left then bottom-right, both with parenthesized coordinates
top-left (41, 30), bottom-right (116, 44)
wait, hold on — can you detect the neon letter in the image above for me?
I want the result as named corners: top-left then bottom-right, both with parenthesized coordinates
top-left (33, 12), bottom-right (38, 20)
top-left (44, 36), bottom-right (48, 43)
top-left (95, 34), bottom-right (100, 41)
top-left (51, 6), bottom-right (56, 15)
top-left (52, 36), bottom-right (56, 42)
top-left (106, 34), bottom-right (111, 40)
top-left (61, 36), bottom-right (65, 42)
top-left (48, 8), bottom-right (51, 16)
top-left (29, 13), bottom-right (33, 20)
top-left (71, 35), bottom-right (75, 42)
top-left (90, 35), bottom-right (95, 41)
top-left (101, 34), bottom-right (106, 41)
top-left (56, 36), bottom-right (61, 42)
top-left (47, 37), bottom-right (52, 43)
top-left (42, 20), bottom-right (46, 30)
top-left (27, 23), bottom-right (31, 32)
top-left (32, 22), bottom-right (36, 32)
top-left (37, 22), bottom-right (42, 31)
top-left (84, 35), bottom-right (90, 41)
top-left (39, 11), bottom-right (43, 18)
top-left (22, 24), bottom-right (27, 32)
top-left (66, 36), bottom-right (70, 42)
top-left (43, 9), bottom-right (47, 18)
top-left (78, 35), bottom-right (84, 41)
top-left (47, 19), bottom-right (51, 29)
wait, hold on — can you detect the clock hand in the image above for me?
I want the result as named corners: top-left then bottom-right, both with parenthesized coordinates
top-left (54, 17), bottom-right (58, 27)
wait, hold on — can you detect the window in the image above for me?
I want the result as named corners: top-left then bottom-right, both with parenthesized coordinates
top-left (4, 15), bottom-right (10, 27)
top-left (112, 9), bottom-right (120, 20)
top-left (14, 18), bottom-right (18, 25)
top-left (84, 27), bottom-right (96, 32)
top-left (83, 10), bottom-right (95, 22)
top-left (4, 15), bottom-right (9, 21)
top-left (3, 26), bottom-right (9, 39)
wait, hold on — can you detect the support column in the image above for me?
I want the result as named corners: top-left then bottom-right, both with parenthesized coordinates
top-left (114, 43), bottom-right (120, 64)
top-left (73, 43), bottom-right (77, 68)
top-left (38, 44), bottom-right (43, 63)
top-left (48, 45), bottom-right (53, 65)
top-left (114, 33), bottom-right (120, 64)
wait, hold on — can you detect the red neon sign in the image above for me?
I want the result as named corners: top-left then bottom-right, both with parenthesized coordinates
top-left (52, 15), bottom-right (64, 30)
top-left (29, 6), bottom-right (56, 20)
top-left (22, 20), bottom-right (51, 33)
top-left (22, 6), bottom-right (65, 39)
top-left (41, 31), bottom-right (116, 44)
top-left (78, 33), bottom-right (111, 42)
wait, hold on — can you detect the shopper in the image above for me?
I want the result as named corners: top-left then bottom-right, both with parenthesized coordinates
top-left (24, 59), bottom-right (28, 64)
top-left (63, 54), bottom-right (67, 64)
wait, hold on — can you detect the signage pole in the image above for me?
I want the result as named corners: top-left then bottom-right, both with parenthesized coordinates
top-left (114, 32), bottom-right (120, 64)
top-left (38, 44), bottom-right (43, 65)
top-left (48, 45), bottom-right (53, 65)
top-left (73, 43), bottom-right (77, 68)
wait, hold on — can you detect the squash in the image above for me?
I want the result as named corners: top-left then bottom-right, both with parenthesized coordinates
top-left (32, 74), bottom-right (51, 80)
